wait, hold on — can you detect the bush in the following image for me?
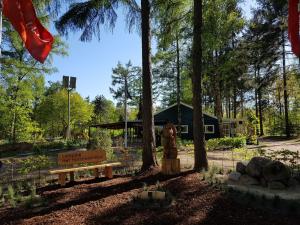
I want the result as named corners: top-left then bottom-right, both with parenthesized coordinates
top-left (206, 136), bottom-right (246, 151)
top-left (19, 155), bottom-right (51, 181)
top-left (32, 140), bottom-right (87, 153)
top-left (87, 129), bottom-right (114, 160)
top-left (87, 129), bottom-right (112, 150)
top-left (7, 185), bottom-right (16, 207)
top-left (0, 185), bottom-right (4, 207)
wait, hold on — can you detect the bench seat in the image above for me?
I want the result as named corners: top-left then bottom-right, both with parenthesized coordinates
top-left (49, 162), bottom-right (121, 174)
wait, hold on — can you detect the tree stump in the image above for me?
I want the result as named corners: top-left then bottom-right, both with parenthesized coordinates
top-left (161, 158), bottom-right (180, 175)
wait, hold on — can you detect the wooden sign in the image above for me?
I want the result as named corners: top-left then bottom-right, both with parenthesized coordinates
top-left (58, 150), bottom-right (106, 166)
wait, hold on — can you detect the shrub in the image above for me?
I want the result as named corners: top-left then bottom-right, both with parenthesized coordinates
top-left (7, 185), bottom-right (16, 207)
top-left (87, 129), bottom-right (112, 150)
top-left (19, 155), bottom-right (51, 182)
top-left (0, 185), bottom-right (4, 207)
top-left (233, 147), bottom-right (262, 161)
top-left (87, 129), bottom-right (114, 160)
top-left (206, 136), bottom-right (246, 151)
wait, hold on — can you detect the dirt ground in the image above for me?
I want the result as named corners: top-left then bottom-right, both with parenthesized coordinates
top-left (178, 137), bottom-right (300, 171)
top-left (1, 171), bottom-right (299, 225)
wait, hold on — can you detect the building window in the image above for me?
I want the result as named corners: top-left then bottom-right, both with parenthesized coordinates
top-left (176, 125), bottom-right (189, 134)
top-left (205, 125), bottom-right (215, 134)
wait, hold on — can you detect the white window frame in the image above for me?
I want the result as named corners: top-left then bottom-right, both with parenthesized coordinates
top-left (176, 125), bottom-right (189, 134)
top-left (205, 125), bottom-right (215, 134)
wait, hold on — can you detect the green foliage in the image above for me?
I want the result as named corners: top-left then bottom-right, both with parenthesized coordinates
top-left (203, 165), bottom-right (223, 185)
top-left (36, 89), bottom-right (93, 139)
top-left (0, 185), bottom-right (4, 207)
top-left (92, 95), bottom-right (120, 124)
top-left (110, 61), bottom-right (143, 108)
top-left (19, 155), bottom-right (51, 176)
top-left (0, 0), bottom-right (67, 143)
top-left (88, 129), bottom-right (112, 150)
top-left (206, 136), bottom-right (246, 151)
top-left (232, 147), bottom-right (262, 161)
top-left (7, 185), bottom-right (16, 208)
top-left (87, 129), bottom-right (114, 160)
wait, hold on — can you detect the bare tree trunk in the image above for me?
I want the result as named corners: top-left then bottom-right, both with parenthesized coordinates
top-left (213, 52), bottom-right (223, 137)
top-left (240, 92), bottom-right (244, 117)
top-left (254, 68), bottom-right (258, 119)
top-left (233, 87), bottom-right (237, 119)
top-left (282, 29), bottom-right (290, 138)
top-left (278, 87), bottom-right (282, 116)
top-left (192, 0), bottom-right (208, 171)
top-left (141, 0), bottom-right (157, 171)
top-left (176, 35), bottom-right (182, 137)
top-left (258, 87), bottom-right (264, 136)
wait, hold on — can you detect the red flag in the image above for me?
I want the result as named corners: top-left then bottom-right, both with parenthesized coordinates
top-left (288, 0), bottom-right (300, 57)
top-left (3, 0), bottom-right (54, 63)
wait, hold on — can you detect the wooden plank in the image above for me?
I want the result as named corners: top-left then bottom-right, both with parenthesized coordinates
top-left (104, 166), bottom-right (113, 179)
top-left (58, 173), bottom-right (67, 186)
top-left (49, 162), bottom-right (122, 174)
top-left (58, 150), bottom-right (106, 166)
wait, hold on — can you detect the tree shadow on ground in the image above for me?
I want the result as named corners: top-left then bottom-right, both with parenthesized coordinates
top-left (1, 170), bottom-right (195, 223)
top-left (85, 183), bottom-right (300, 225)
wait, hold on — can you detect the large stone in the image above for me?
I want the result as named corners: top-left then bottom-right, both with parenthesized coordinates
top-left (262, 161), bottom-right (291, 184)
top-left (239, 174), bottom-right (260, 185)
top-left (268, 181), bottom-right (286, 190)
top-left (236, 161), bottom-right (248, 174)
top-left (228, 172), bottom-right (241, 181)
top-left (245, 157), bottom-right (272, 178)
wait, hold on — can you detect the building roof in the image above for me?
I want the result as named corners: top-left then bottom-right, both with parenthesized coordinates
top-left (154, 102), bottom-right (218, 119)
top-left (90, 120), bottom-right (167, 130)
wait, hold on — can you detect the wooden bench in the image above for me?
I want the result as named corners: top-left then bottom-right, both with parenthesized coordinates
top-left (49, 150), bottom-right (121, 186)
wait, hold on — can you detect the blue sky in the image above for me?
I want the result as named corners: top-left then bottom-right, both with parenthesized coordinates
top-left (47, 1), bottom-right (257, 102)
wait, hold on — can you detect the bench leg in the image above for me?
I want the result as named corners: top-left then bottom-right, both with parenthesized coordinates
top-left (94, 168), bottom-right (100, 178)
top-left (104, 166), bottom-right (113, 179)
top-left (58, 173), bottom-right (67, 186)
top-left (70, 171), bottom-right (75, 182)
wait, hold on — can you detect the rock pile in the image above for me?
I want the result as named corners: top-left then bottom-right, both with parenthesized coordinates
top-left (229, 157), bottom-right (297, 190)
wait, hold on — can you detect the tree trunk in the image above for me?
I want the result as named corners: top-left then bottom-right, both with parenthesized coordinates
top-left (192, 0), bottom-right (208, 171)
top-left (233, 87), bottom-right (237, 119)
top-left (213, 52), bottom-right (223, 137)
top-left (258, 88), bottom-right (264, 136)
top-left (282, 29), bottom-right (290, 138)
top-left (240, 92), bottom-right (244, 117)
top-left (176, 35), bottom-right (181, 137)
top-left (254, 68), bottom-right (258, 118)
top-left (141, 0), bottom-right (157, 171)
top-left (257, 67), bottom-right (264, 136)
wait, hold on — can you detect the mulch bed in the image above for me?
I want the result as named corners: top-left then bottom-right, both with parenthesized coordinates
top-left (0, 170), bottom-right (299, 225)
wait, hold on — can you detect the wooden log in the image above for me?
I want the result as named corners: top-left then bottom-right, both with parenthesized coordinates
top-left (58, 173), bottom-right (67, 186)
top-left (104, 166), bottom-right (113, 179)
top-left (161, 159), bottom-right (180, 175)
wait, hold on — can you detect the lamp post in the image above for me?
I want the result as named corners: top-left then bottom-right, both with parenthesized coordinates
top-left (124, 73), bottom-right (128, 149)
top-left (63, 76), bottom-right (76, 140)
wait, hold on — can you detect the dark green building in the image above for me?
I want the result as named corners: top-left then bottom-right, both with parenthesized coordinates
top-left (154, 102), bottom-right (220, 140)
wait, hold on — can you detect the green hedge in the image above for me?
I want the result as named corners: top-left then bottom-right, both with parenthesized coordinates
top-left (206, 136), bottom-right (246, 151)
top-left (32, 140), bottom-right (87, 153)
